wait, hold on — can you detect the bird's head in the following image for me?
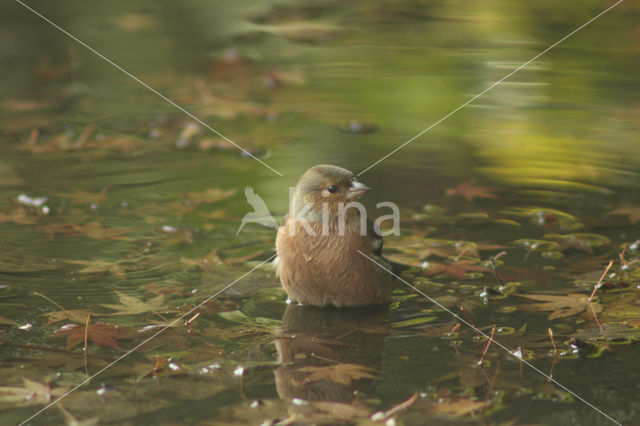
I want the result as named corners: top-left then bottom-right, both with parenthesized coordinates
top-left (291, 165), bottom-right (370, 218)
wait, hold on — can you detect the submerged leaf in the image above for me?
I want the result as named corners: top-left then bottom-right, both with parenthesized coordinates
top-left (53, 322), bottom-right (132, 350)
top-left (100, 290), bottom-right (170, 316)
top-left (446, 182), bottom-right (499, 202)
top-left (42, 309), bottom-right (92, 324)
top-left (518, 293), bottom-right (602, 320)
top-left (298, 363), bottom-right (377, 386)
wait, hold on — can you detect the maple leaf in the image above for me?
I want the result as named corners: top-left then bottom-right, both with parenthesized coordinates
top-left (446, 182), bottom-right (499, 202)
top-left (605, 206), bottom-right (640, 224)
top-left (385, 237), bottom-right (464, 266)
top-left (53, 322), bottom-right (131, 350)
top-left (0, 378), bottom-right (69, 406)
top-left (42, 309), bottom-right (92, 324)
top-left (298, 363), bottom-right (377, 386)
top-left (423, 260), bottom-right (489, 280)
top-left (58, 403), bottom-right (100, 426)
top-left (519, 293), bottom-right (602, 320)
top-left (100, 290), bottom-right (171, 316)
top-left (67, 258), bottom-right (128, 278)
top-left (72, 221), bottom-right (133, 241)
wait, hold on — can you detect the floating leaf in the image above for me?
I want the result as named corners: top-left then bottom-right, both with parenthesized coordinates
top-left (298, 363), bottom-right (377, 386)
top-left (605, 206), bottom-right (640, 224)
top-left (518, 293), bottom-right (602, 320)
top-left (67, 259), bottom-right (128, 278)
top-left (42, 309), bottom-right (92, 324)
top-left (0, 378), bottom-right (69, 406)
top-left (53, 322), bottom-right (132, 350)
top-left (446, 182), bottom-right (499, 202)
top-left (100, 290), bottom-right (170, 316)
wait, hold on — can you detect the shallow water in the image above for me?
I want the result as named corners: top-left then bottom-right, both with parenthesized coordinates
top-left (1, 0), bottom-right (640, 424)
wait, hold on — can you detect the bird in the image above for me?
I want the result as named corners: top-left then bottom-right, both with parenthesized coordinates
top-left (275, 164), bottom-right (393, 307)
top-left (236, 186), bottom-right (280, 235)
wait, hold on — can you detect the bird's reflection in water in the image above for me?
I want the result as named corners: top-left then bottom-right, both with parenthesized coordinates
top-left (273, 303), bottom-right (389, 420)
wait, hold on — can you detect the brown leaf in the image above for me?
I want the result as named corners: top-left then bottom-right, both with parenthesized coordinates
top-left (299, 363), bottom-right (377, 386)
top-left (519, 293), bottom-right (602, 320)
top-left (42, 309), bottom-right (92, 324)
top-left (605, 206), bottom-right (640, 224)
top-left (53, 323), bottom-right (131, 350)
top-left (0, 378), bottom-right (69, 406)
top-left (100, 290), bottom-right (170, 316)
top-left (72, 221), bottom-right (133, 241)
top-left (446, 182), bottom-right (499, 203)
top-left (67, 259), bottom-right (127, 278)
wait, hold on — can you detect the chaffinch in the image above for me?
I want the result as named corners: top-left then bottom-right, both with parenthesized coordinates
top-left (275, 164), bottom-right (393, 307)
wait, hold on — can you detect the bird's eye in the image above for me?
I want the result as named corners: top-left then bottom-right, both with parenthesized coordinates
top-left (327, 185), bottom-right (337, 193)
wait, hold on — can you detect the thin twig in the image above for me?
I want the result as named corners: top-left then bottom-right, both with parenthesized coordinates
top-left (478, 326), bottom-right (496, 365)
top-left (489, 251), bottom-right (507, 286)
top-left (74, 124), bottom-right (94, 149)
top-left (380, 392), bottom-right (419, 419)
top-left (447, 323), bottom-right (461, 337)
top-left (33, 292), bottom-right (65, 311)
top-left (548, 328), bottom-right (557, 353)
top-left (83, 312), bottom-right (93, 379)
top-left (588, 260), bottom-right (613, 301)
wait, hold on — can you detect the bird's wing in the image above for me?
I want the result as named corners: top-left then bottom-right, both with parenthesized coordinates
top-left (245, 186), bottom-right (271, 213)
top-left (367, 217), bottom-right (383, 256)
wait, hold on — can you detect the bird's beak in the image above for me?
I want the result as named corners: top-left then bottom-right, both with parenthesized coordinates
top-left (347, 181), bottom-right (370, 199)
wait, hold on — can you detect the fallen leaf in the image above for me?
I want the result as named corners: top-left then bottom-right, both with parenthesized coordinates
top-left (446, 182), bottom-right (499, 203)
top-left (100, 290), bottom-right (170, 316)
top-left (57, 403), bottom-right (100, 426)
top-left (0, 378), bottom-right (69, 406)
top-left (67, 259), bottom-right (128, 278)
top-left (72, 221), bottom-right (133, 241)
top-left (53, 323), bottom-right (131, 350)
top-left (299, 363), bottom-right (377, 386)
top-left (605, 206), bottom-right (640, 224)
top-left (42, 309), bottom-right (92, 324)
top-left (518, 293), bottom-right (602, 320)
